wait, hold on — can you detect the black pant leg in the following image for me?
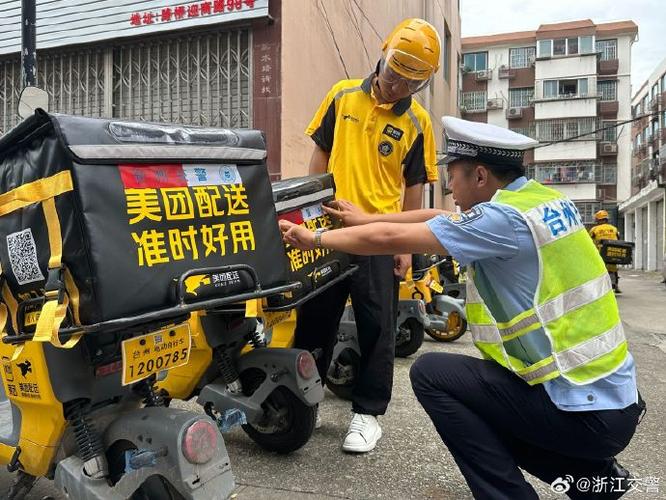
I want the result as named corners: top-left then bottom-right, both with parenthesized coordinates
top-left (294, 276), bottom-right (350, 386)
top-left (410, 352), bottom-right (538, 500)
top-left (349, 255), bottom-right (398, 416)
top-left (410, 352), bottom-right (641, 499)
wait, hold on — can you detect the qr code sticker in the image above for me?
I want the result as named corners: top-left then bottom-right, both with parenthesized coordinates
top-left (6, 229), bottom-right (45, 285)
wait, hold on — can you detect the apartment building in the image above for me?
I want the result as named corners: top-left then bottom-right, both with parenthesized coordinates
top-left (618, 57), bottom-right (666, 272)
top-left (460, 19), bottom-right (637, 227)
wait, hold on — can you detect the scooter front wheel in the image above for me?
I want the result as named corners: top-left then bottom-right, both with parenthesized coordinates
top-left (241, 370), bottom-right (316, 454)
top-left (426, 311), bottom-right (467, 342)
top-left (395, 318), bottom-right (425, 358)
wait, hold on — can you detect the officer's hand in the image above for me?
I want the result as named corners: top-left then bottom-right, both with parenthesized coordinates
top-left (394, 254), bottom-right (411, 278)
top-left (324, 200), bottom-right (369, 227)
top-left (279, 219), bottom-right (315, 250)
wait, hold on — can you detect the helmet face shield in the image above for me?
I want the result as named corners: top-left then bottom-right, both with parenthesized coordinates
top-left (379, 54), bottom-right (432, 94)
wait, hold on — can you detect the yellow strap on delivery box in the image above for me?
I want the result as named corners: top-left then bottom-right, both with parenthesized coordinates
top-left (0, 170), bottom-right (73, 217)
top-left (0, 171), bottom-right (81, 353)
top-left (32, 196), bottom-right (82, 349)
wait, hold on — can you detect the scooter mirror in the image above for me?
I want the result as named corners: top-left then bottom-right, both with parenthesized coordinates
top-left (18, 86), bottom-right (49, 119)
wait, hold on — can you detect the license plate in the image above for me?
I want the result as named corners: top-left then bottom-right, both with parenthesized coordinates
top-left (429, 280), bottom-right (444, 294)
top-left (121, 323), bottom-right (191, 386)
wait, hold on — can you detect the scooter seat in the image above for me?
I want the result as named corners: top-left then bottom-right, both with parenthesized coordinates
top-left (0, 383), bottom-right (19, 446)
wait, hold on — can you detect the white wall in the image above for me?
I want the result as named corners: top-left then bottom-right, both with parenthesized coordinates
top-left (534, 98), bottom-right (597, 120)
top-left (554, 183), bottom-right (597, 200)
top-left (616, 34), bottom-right (635, 202)
top-left (534, 141), bottom-right (597, 161)
top-left (535, 54), bottom-right (597, 80)
top-left (485, 46), bottom-right (510, 128)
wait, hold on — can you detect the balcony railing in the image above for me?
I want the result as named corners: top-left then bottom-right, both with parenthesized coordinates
top-left (498, 66), bottom-right (515, 79)
top-left (650, 95), bottom-right (662, 111)
top-left (632, 158), bottom-right (660, 190)
top-left (528, 164), bottom-right (616, 185)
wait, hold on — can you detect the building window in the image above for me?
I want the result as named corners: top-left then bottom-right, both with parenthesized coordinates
top-left (567, 37), bottom-right (579, 55)
top-left (461, 91), bottom-right (487, 112)
top-left (596, 164), bottom-right (617, 184)
top-left (597, 80), bottom-right (617, 101)
top-left (509, 47), bottom-right (536, 68)
top-left (553, 38), bottom-right (567, 56)
top-left (579, 36), bottom-right (594, 54)
top-left (536, 117), bottom-right (597, 142)
top-left (538, 36), bottom-right (595, 58)
top-left (509, 87), bottom-right (534, 108)
top-left (463, 52), bottom-right (487, 72)
top-left (543, 78), bottom-right (589, 99)
top-left (576, 202), bottom-right (603, 225)
top-left (510, 125), bottom-right (536, 139)
top-left (652, 82), bottom-right (660, 100)
top-left (601, 120), bottom-right (617, 142)
top-left (661, 73), bottom-right (666, 94)
top-left (596, 39), bottom-right (617, 60)
top-left (537, 40), bottom-right (552, 58)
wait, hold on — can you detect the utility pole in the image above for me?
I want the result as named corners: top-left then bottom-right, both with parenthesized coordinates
top-left (21, 0), bottom-right (37, 87)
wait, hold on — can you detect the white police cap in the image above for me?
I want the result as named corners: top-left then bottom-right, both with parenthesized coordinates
top-left (440, 116), bottom-right (538, 167)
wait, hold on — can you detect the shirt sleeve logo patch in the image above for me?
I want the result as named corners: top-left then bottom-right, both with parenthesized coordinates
top-left (447, 206), bottom-right (484, 225)
top-left (383, 124), bottom-right (404, 141)
top-left (378, 141), bottom-right (394, 157)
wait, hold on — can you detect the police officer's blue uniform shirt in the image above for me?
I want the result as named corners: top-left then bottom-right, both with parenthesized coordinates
top-left (426, 176), bottom-right (637, 411)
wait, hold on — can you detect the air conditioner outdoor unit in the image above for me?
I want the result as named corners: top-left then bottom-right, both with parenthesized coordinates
top-left (601, 142), bottom-right (618, 154)
top-left (475, 69), bottom-right (492, 81)
top-left (528, 55), bottom-right (536, 66)
top-left (487, 98), bottom-right (503, 110)
top-left (506, 107), bottom-right (523, 119)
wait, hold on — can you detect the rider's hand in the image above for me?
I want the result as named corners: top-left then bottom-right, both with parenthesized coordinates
top-left (323, 199), bottom-right (370, 227)
top-left (279, 219), bottom-right (316, 250)
top-left (394, 254), bottom-right (411, 279)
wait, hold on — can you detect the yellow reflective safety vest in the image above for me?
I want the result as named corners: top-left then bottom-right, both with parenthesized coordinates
top-left (466, 180), bottom-right (627, 386)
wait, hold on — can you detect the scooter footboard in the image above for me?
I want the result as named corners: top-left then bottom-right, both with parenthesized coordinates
top-left (397, 299), bottom-right (430, 328)
top-left (54, 407), bottom-right (234, 500)
top-left (433, 295), bottom-right (466, 318)
top-left (197, 348), bottom-right (323, 422)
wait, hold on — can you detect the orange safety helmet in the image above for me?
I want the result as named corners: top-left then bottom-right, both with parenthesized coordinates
top-left (594, 209), bottom-right (609, 221)
top-left (380, 19), bottom-right (441, 91)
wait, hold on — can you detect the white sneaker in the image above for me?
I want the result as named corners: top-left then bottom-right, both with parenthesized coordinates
top-left (315, 405), bottom-right (322, 429)
top-left (341, 413), bottom-right (382, 453)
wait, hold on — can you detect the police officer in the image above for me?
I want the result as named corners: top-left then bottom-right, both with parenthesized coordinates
top-left (281, 117), bottom-right (644, 498)
top-left (296, 18), bottom-right (440, 453)
top-left (589, 210), bottom-right (622, 293)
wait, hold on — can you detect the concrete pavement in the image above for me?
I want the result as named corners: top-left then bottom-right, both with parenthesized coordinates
top-left (2, 271), bottom-right (665, 499)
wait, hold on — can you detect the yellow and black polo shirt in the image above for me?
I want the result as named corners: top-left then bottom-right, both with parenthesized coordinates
top-left (305, 74), bottom-right (437, 214)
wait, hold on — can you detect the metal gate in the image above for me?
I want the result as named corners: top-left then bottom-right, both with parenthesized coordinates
top-left (113, 29), bottom-right (251, 128)
top-left (0, 27), bottom-right (252, 135)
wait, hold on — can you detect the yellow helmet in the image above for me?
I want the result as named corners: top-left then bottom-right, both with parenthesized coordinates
top-left (594, 210), bottom-right (609, 221)
top-left (382, 18), bottom-right (441, 82)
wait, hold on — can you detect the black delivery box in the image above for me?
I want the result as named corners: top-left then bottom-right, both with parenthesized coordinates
top-left (0, 110), bottom-right (288, 329)
top-left (268, 174), bottom-right (351, 308)
top-left (599, 239), bottom-right (635, 265)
